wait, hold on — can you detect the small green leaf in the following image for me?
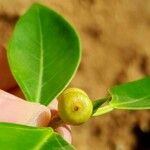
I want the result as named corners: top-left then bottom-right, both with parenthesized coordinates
top-left (92, 97), bottom-right (108, 111)
top-left (109, 76), bottom-right (150, 109)
top-left (92, 104), bottom-right (114, 117)
top-left (0, 123), bottom-right (75, 150)
top-left (7, 3), bottom-right (80, 105)
top-left (92, 97), bottom-right (113, 117)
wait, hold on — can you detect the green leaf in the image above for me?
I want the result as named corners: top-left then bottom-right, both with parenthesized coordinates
top-left (7, 3), bottom-right (80, 105)
top-left (92, 77), bottom-right (150, 117)
top-left (109, 76), bottom-right (150, 109)
top-left (0, 123), bottom-right (75, 150)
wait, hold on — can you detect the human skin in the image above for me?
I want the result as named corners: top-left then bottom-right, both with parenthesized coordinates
top-left (0, 46), bottom-right (71, 143)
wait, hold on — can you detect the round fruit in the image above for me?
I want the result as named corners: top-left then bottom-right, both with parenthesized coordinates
top-left (58, 88), bottom-right (93, 125)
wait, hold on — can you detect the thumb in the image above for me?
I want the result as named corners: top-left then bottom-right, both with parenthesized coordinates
top-left (0, 90), bottom-right (51, 127)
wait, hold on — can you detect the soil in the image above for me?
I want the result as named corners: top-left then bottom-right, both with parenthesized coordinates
top-left (0, 1), bottom-right (150, 150)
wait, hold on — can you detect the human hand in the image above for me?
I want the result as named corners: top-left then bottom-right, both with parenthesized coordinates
top-left (0, 46), bottom-right (71, 143)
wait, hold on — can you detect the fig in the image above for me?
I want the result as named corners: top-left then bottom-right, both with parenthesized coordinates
top-left (58, 88), bottom-right (93, 125)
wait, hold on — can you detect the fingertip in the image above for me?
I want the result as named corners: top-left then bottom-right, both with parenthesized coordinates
top-left (29, 104), bottom-right (51, 127)
top-left (48, 99), bottom-right (58, 117)
top-left (48, 99), bottom-right (72, 143)
top-left (55, 125), bottom-right (72, 144)
top-left (48, 99), bottom-right (58, 110)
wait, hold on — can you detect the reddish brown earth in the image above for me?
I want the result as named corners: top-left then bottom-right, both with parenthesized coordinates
top-left (0, 1), bottom-right (150, 150)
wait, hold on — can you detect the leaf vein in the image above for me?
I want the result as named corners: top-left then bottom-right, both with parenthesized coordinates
top-left (36, 7), bottom-right (44, 101)
top-left (111, 95), bottom-right (150, 107)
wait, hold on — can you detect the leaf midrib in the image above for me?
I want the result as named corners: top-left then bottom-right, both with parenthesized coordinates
top-left (33, 131), bottom-right (53, 150)
top-left (36, 7), bottom-right (44, 102)
top-left (111, 95), bottom-right (150, 107)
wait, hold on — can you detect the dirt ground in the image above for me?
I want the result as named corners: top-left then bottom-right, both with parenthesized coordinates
top-left (0, 0), bottom-right (150, 150)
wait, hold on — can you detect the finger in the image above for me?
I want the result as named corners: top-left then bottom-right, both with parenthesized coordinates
top-left (48, 99), bottom-right (58, 110)
top-left (0, 46), bottom-right (17, 90)
top-left (48, 99), bottom-right (58, 117)
top-left (48, 99), bottom-right (72, 143)
top-left (55, 125), bottom-right (72, 144)
top-left (0, 90), bottom-right (51, 127)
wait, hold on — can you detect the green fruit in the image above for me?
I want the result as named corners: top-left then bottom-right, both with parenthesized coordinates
top-left (58, 88), bottom-right (93, 125)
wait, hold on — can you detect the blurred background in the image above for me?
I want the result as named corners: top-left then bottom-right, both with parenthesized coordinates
top-left (0, 0), bottom-right (150, 150)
